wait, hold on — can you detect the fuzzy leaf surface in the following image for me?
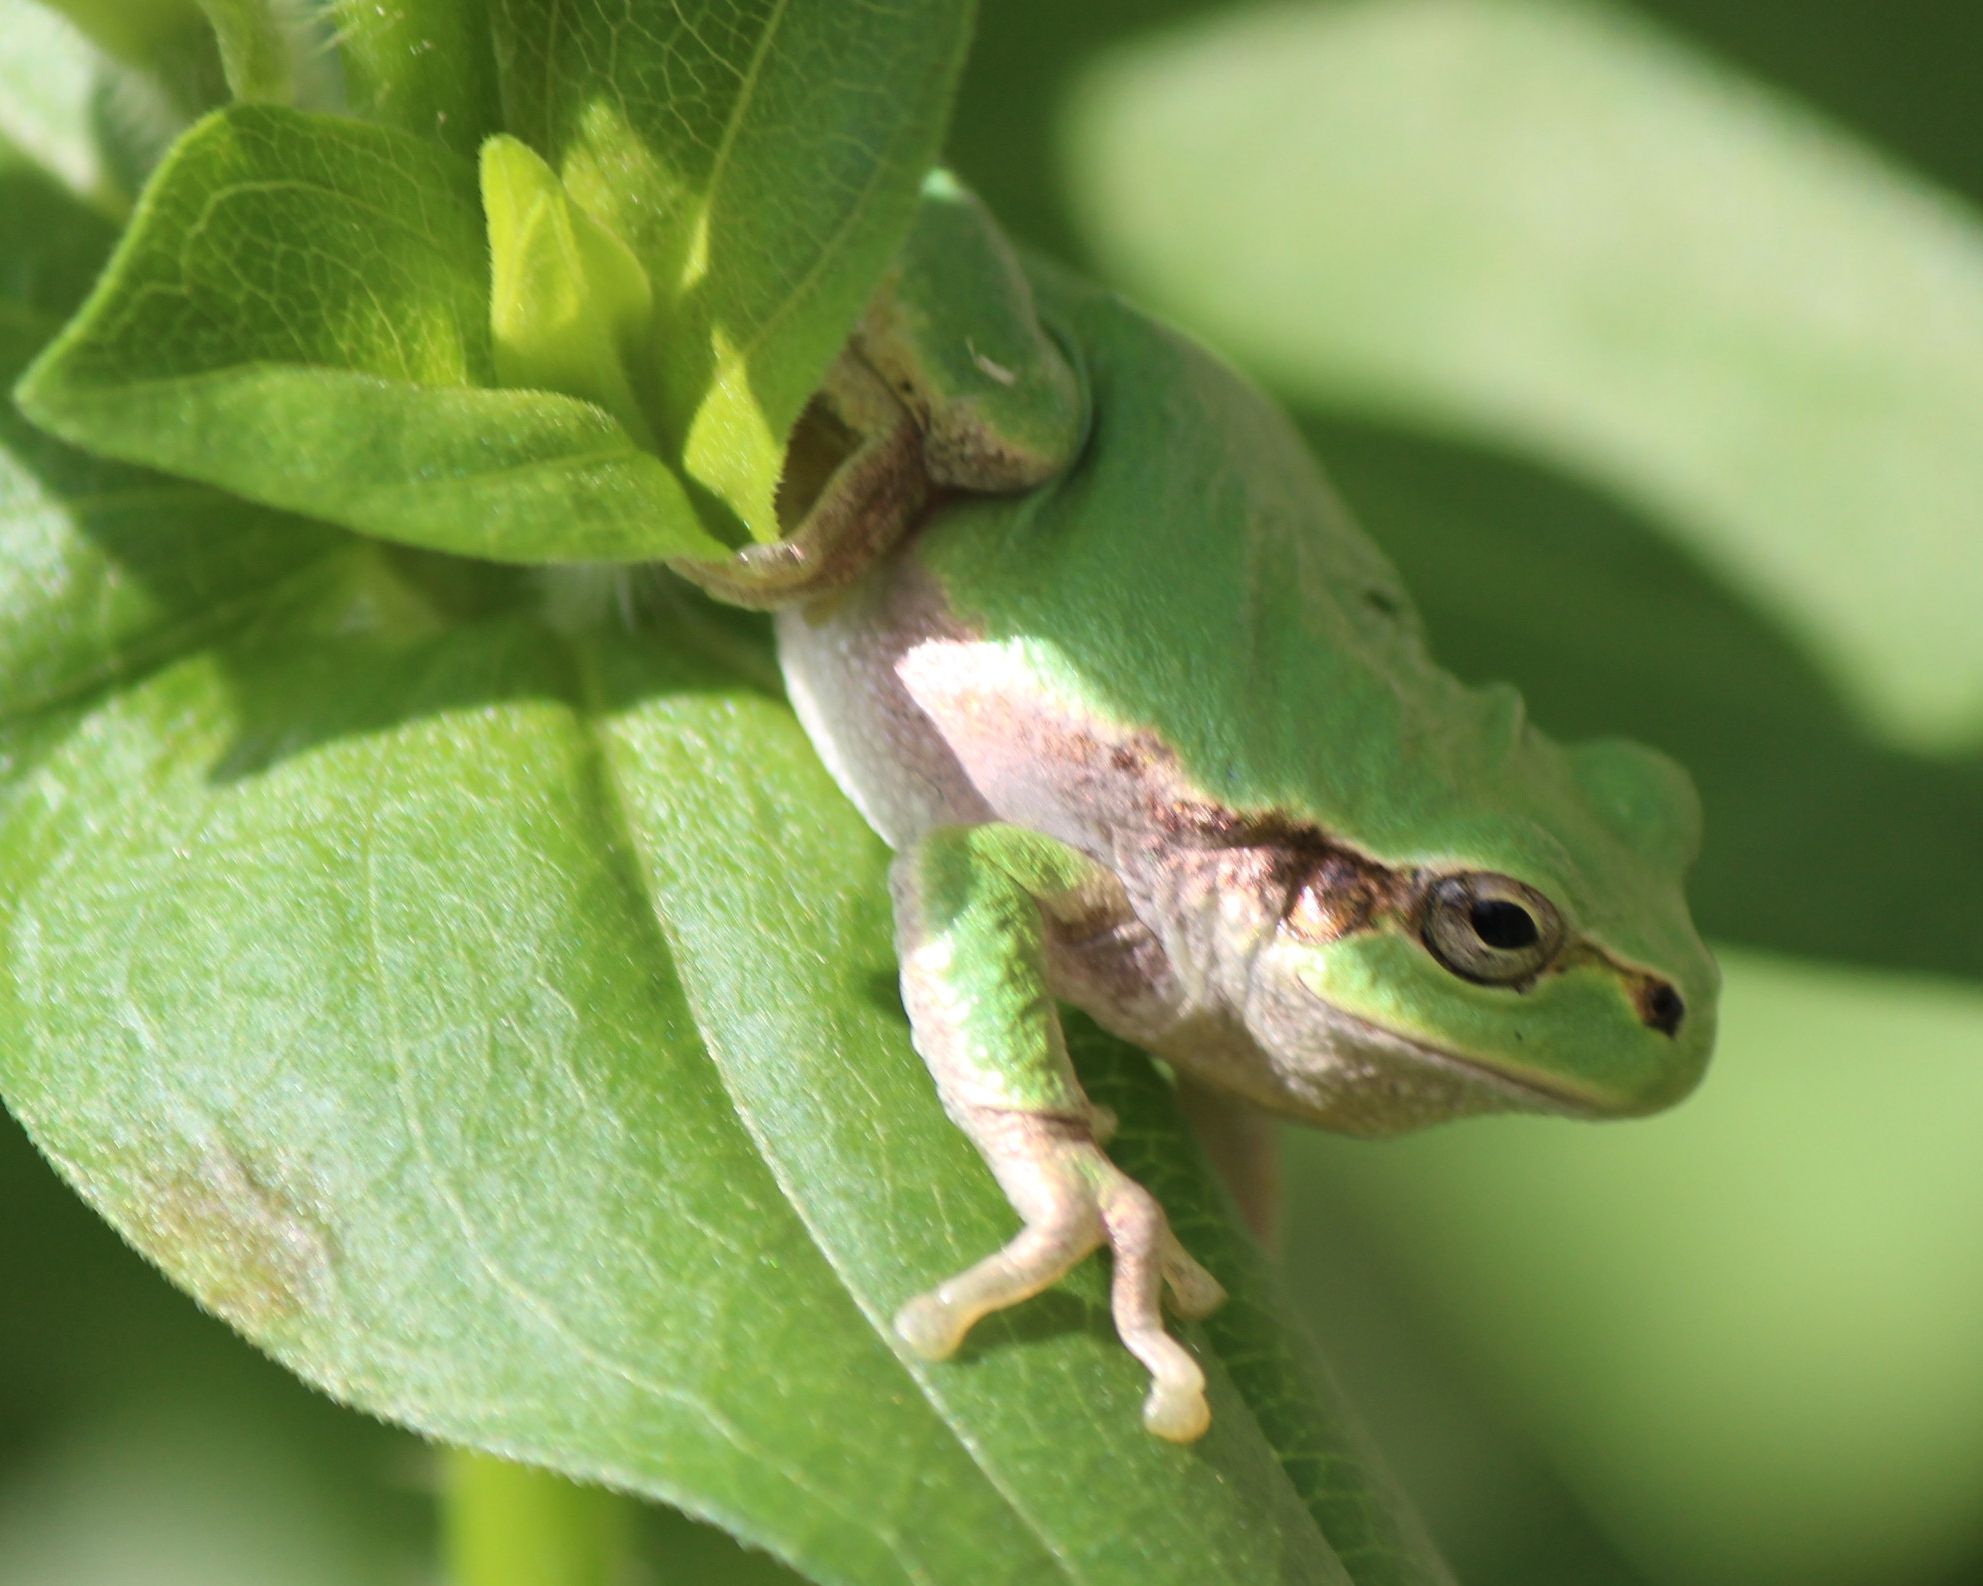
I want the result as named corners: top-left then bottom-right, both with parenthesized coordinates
top-left (1068, 0), bottom-right (1983, 745)
top-left (490, 0), bottom-right (975, 537)
top-left (0, 598), bottom-right (1445, 1586)
top-left (15, 107), bottom-right (723, 563)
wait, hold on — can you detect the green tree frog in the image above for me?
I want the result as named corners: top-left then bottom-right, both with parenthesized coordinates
top-left (673, 175), bottom-right (1718, 1443)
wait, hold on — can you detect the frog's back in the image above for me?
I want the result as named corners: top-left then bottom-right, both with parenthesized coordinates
top-left (913, 269), bottom-right (1460, 856)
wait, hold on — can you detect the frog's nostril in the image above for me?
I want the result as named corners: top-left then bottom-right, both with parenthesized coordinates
top-left (1641, 981), bottom-right (1685, 1038)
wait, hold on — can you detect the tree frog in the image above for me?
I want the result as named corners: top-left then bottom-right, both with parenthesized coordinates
top-left (673, 174), bottom-right (1718, 1443)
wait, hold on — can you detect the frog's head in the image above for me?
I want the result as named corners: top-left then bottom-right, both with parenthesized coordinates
top-left (1231, 726), bottom-right (1717, 1136)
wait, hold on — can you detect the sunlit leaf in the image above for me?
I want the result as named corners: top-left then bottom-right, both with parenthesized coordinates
top-left (1066, 0), bottom-right (1983, 747)
top-left (0, 600), bottom-right (1445, 1585)
top-left (15, 107), bottom-right (723, 563)
top-left (0, 0), bottom-right (186, 212)
top-left (0, 159), bottom-right (341, 735)
top-left (491, 0), bottom-right (974, 537)
top-left (482, 134), bottom-right (659, 449)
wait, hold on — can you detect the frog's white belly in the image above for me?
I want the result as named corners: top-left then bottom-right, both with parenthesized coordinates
top-left (776, 552), bottom-right (1152, 863)
top-left (775, 560), bottom-right (994, 849)
top-left (777, 553), bottom-right (1272, 1074)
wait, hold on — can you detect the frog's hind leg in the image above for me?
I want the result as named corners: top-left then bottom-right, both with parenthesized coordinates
top-left (893, 1108), bottom-right (1223, 1350)
top-left (1175, 1074), bottom-right (1284, 1246)
top-left (889, 823), bottom-right (1226, 1442)
top-left (668, 357), bottom-right (929, 609)
top-left (668, 174), bottom-right (1084, 612)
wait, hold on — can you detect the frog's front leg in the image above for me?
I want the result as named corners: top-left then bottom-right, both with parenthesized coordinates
top-left (889, 823), bottom-right (1227, 1442)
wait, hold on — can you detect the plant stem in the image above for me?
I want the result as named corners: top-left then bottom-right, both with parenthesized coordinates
top-left (443, 1448), bottom-right (631, 1586)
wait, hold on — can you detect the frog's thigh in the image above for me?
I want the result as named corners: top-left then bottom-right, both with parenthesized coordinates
top-left (889, 823), bottom-right (1225, 1441)
top-left (667, 358), bottom-right (927, 609)
top-left (1175, 1075), bottom-right (1284, 1247)
top-left (863, 175), bottom-right (1085, 494)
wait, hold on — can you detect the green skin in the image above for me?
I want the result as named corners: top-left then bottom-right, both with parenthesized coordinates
top-left (674, 175), bottom-right (1718, 1443)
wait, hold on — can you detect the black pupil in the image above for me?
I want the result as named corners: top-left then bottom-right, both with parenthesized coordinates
top-left (1470, 898), bottom-right (1539, 951)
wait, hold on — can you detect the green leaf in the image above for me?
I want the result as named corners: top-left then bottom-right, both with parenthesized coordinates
top-left (329, 0), bottom-right (501, 158)
top-left (195, 0), bottom-right (293, 104)
top-left (482, 134), bottom-right (659, 450)
top-left (491, 0), bottom-right (976, 538)
top-left (0, 598), bottom-right (1446, 1585)
top-left (1065, 0), bottom-right (1983, 748)
top-left (16, 106), bottom-right (725, 563)
top-left (636, 1500), bottom-right (819, 1586)
top-left (0, 158), bottom-right (341, 735)
top-left (0, 0), bottom-right (188, 213)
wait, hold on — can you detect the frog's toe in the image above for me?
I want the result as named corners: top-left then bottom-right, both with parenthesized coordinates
top-left (893, 1291), bottom-right (969, 1360)
top-left (894, 1205), bottom-right (1106, 1362)
top-left (1161, 1237), bottom-right (1227, 1321)
top-left (1123, 1307), bottom-right (1212, 1444)
top-left (1101, 1177), bottom-right (1217, 1442)
top-left (1143, 1371), bottom-right (1213, 1444)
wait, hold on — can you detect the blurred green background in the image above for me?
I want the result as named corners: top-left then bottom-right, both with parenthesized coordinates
top-left (4, 1), bottom-right (1980, 1582)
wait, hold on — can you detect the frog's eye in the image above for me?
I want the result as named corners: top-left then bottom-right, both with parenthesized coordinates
top-left (1421, 873), bottom-right (1564, 986)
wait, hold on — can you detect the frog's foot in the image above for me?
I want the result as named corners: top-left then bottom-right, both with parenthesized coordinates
top-left (893, 1116), bottom-right (1225, 1442)
top-left (668, 358), bottom-right (929, 610)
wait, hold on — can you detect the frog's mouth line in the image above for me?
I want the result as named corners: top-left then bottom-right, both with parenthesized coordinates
top-left (1419, 1041), bottom-right (1608, 1116)
top-left (1325, 1003), bottom-right (1608, 1118)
